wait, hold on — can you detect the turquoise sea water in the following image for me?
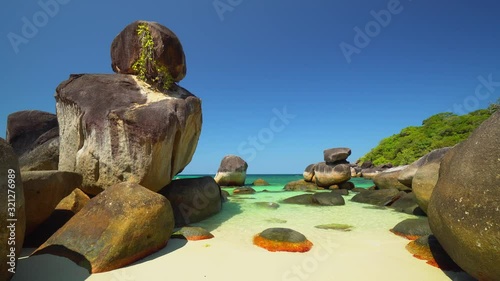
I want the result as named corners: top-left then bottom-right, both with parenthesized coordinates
top-left (177, 174), bottom-right (375, 189)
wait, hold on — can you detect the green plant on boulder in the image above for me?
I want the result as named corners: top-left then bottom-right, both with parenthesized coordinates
top-left (132, 23), bottom-right (174, 91)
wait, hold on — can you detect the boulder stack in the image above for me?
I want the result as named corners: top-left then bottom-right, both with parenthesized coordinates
top-left (299, 147), bottom-right (352, 189)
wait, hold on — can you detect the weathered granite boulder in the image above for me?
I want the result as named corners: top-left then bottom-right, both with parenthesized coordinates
top-left (390, 218), bottom-right (432, 240)
top-left (398, 147), bottom-right (450, 188)
top-left (351, 188), bottom-right (404, 206)
top-left (6, 110), bottom-right (58, 156)
top-left (214, 155), bottom-right (248, 186)
top-left (303, 163), bottom-right (316, 182)
top-left (253, 228), bottom-right (313, 252)
top-left (22, 171), bottom-right (82, 235)
top-left (56, 188), bottom-right (90, 214)
top-left (56, 74), bottom-right (201, 195)
top-left (324, 147), bottom-right (351, 164)
top-left (412, 148), bottom-right (450, 213)
top-left (360, 160), bottom-right (374, 169)
top-left (0, 139), bottom-right (25, 281)
top-left (19, 136), bottom-right (59, 171)
top-left (389, 192), bottom-right (424, 216)
top-left (360, 167), bottom-right (382, 179)
top-left (111, 20), bottom-right (186, 82)
top-left (159, 176), bottom-right (222, 226)
top-left (282, 192), bottom-right (345, 206)
top-left (314, 162), bottom-right (351, 188)
top-left (350, 166), bottom-right (361, 177)
top-left (373, 166), bottom-right (410, 191)
top-left (428, 111), bottom-right (500, 281)
top-left (33, 182), bottom-right (174, 273)
top-left (283, 179), bottom-right (318, 191)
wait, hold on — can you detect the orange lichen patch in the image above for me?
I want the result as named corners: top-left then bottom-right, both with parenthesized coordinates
top-left (390, 229), bottom-right (420, 240)
top-left (185, 234), bottom-right (214, 241)
top-left (405, 236), bottom-right (463, 272)
top-left (253, 235), bottom-right (313, 253)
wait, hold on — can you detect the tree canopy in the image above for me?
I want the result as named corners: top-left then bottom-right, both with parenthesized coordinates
top-left (360, 102), bottom-right (498, 166)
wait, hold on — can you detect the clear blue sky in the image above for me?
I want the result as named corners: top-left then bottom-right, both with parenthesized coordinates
top-left (1, 0), bottom-right (499, 174)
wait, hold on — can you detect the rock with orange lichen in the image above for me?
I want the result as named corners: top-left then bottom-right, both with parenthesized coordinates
top-left (171, 226), bottom-right (214, 241)
top-left (406, 235), bottom-right (464, 272)
top-left (33, 182), bottom-right (174, 273)
top-left (253, 228), bottom-right (313, 253)
top-left (390, 218), bottom-right (432, 240)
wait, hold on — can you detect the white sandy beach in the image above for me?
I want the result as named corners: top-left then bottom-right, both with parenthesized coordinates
top-left (12, 190), bottom-right (476, 281)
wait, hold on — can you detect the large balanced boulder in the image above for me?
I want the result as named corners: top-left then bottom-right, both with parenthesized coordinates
top-left (412, 148), bottom-right (450, 213)
top-left (33, 182), bottom-right (174, 273)
top-left (0, 139), bottom-right (25, 281)
top-left (324, 147), bottom-right (351, 164)
top-left (22, 171), bottom-right (82, 235)
top-left (160, 176), bottom-right (222, 226)
top-left (111, 20), bottom-right (186, 82)
top-left (428, 111), bottom-right (500, 281)
top-left (56, 74), bottom-right (201, 195)
top-left (6, 110), bottom-right (58, 156)
top-left (373, 166), bottom-right (410, 191)
top-left (214, 155), bottom-right (248, 186)
top-left (314, 162), bottom-right (351, 188)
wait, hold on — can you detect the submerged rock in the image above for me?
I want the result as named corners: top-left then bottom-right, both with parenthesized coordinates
top-left (254, 202), bottom-right (280, 209)
top-left (315, 223), bottom-right (353, 231)
top-left (253, 178), bottom-right (270, 186)
top-left (233, 186), bottom-right (256, 194)
top-left (253, 228), bottom-right (313, 252)
top-left (33, 182), bottom-right (174, 273)
top-left (284, 179), bottom-right (318, 191)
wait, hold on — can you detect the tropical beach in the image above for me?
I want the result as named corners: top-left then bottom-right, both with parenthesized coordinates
top-left (11, 176), bottom-right (477, 281)
top-left (1, 1), bottom-right (500, 281)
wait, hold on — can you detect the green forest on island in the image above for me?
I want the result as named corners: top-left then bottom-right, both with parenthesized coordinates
top-left (360, 102), bottom-right (499, 166)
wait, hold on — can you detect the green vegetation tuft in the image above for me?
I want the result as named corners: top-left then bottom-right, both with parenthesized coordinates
top-left (132, 23), bottom-right (174, 91)
top-left (360, 102), bottom-right (498, 166)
